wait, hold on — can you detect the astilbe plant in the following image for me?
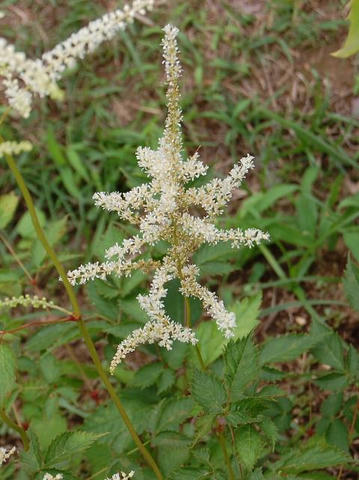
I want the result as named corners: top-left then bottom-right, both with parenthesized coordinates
top-left (67, 25), bottom-right (269, 373)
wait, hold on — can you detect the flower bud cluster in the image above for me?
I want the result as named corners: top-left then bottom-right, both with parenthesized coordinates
top-left (0, 141), bottom-right (32, 158)
top-left (0, 446), bottom-right (16, 465)
top-left (68, 25), bottom-right (269, 371)
top-left (0, 0), bottom-right (156, 117)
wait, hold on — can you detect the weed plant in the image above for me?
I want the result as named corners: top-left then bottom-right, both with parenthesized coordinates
top-left (0, 1), bottom-right (358, 480)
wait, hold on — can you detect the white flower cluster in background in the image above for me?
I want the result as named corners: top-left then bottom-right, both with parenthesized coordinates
top-left (42, 474), bottom-right (63, 480)
top-left (105, 471), bottom-right (135, 480)
top-left (0, 0), bottom-right (156, 117)
top-left (0, 141), bottom-right (32, 158)
top-left (0, 446), bottom-right (16, 465)
top-left (67, 25), bottom-right (269, 372)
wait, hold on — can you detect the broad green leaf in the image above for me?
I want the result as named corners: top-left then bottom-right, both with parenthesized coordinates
top-left (260, 334), bottom-right (316, 365)
top-left (192, 294), bottom-right (261, 367)
top-left (0, 192), bottom-right (19, 229)
top-left (191, 370), bottom-right (226, 414)
top-left (156, 398), bottom-right (195, 433)
top-left (225, 337), bottom-right (259, 401)
top-left (321, 393), bottom-right (343, 418)
top-left (274, 437), bottom-right (351, 473)
top-left (236, 425), bottom-right (265, 471)
top-left (0, 343), bottom-right (16, 405)
top-left (158, 444), bottom-right (190, 476)
top-left (343, 230), bottom-right (359, 262)
top-left (332, 0), bottom-right (359, 58)
top-left (20, 431), bottom-right (42, 474)
top-left (45, 431), bottom-right (103, 469)
top-left (157, 369), bottom-right (176, 394)
top-left (132, 362), bottom-right (163, 388)
top-left (343, 256), bottom-right (359, 311)
top-left (32, 216), bottom-right (68, 266)
top-left (16, 209), bottom-right (46, 239)
top-left (31, 413), bottom-right (67, 450)
top-left (326, 419), bottom-right (349, 452)
top-left (311, 332), bottom-right (345, 371)
top-left (231, 293), bottom-right (261, 341)
top-left (315, 372), bottom-right (349, 391)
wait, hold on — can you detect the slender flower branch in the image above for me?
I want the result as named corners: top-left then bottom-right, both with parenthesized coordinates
top-left (0, 409), bottom-right (29, 451)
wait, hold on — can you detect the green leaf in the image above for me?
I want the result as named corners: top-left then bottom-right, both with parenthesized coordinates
top-left (343, 230), bottom-right (359, 262)
top-left (157, 369), bottom-right (176, 394)
top-left (343, 256), bottom-right (359, 311)
top-left (45, 431), bottom-right (103, 469)
top-left (0, 343), bottom-right (16, 405)
top-left (0, 192), bottom-right (19, 229)
top-left (332, 0), bottom-right (359, 58)
top-left (31, 413), bottom-right (67, 450)
top-left (260, 334), bottom-right (316, 365)
top-left (311, 332), bottom-right (345, 371)
top-left (231, 293), bottom-right (261, 341)
top-left (235, 425), bottom-right (265, 471)
top-left (321, 393), bottom-right (343, 418)
top-left (132, 362), bottom-right (163, 389)
top-left (274, 437), bottom-right (351, 473)
top-left (156, 398), bottom-right (195, 433)
top-left (315, 372), bottom-right (349, 391)
top-left (16, 209), bottom-right (46, 239)
top-left (225, 337), bottom-right (259, 401)
top-left (192, 294), bottom-right (261, 368)
top-left (191, 370), bottom-right (226, 414)
top-left (326, 419), bottom-right (349, 452)
top-left (158, 444), bottom-right (190, 476)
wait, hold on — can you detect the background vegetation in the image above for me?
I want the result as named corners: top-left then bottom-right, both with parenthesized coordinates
top-left (0, 0), bottom-right (358, 479)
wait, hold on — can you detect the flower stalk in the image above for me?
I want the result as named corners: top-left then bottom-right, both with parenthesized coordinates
top-left (4, 148), bottom-right (163, 479)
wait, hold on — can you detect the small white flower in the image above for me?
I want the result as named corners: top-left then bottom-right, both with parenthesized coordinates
top-left (105, 471), bottom-right (135, 480)
top-left (0, 446), bottom-right (16, 465)
top-left (0, 141), bottom-right (32, 157)
top-left (42, 474), bottom-right (63, 480)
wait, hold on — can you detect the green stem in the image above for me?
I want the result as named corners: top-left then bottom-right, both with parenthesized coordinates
top-left (184, 297), bottom-right (206, 371)
top-left (5, 153), bottom-right (163, 480)
top-left (0, 409), bottom-right (29, 451)
top-left (218, 432), bottom-right (235, 480)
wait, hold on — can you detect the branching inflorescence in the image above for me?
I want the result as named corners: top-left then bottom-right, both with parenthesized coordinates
top-left (0, 446), bottom-right (16, 465)
top-left (0, 0), bottom-right (155, 118)
top-left (67, 25), bottom-right (269, 373)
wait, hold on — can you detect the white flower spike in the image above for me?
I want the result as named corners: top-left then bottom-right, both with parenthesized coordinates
top-left (105, 471), bottom-right (135, 480)
top-left (0, 0), bottom-right (156, 117)
top-left (67, 25), bottom-right (269, 372)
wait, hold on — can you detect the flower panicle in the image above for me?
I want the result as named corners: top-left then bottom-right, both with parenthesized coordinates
top-left (67, 25), bottom-right (269, 371)
top-left (0, 0), bottom-right (156, 117)
top-left (105, 472), bottom-right (135, 480)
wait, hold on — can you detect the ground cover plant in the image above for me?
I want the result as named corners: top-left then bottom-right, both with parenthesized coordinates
top-left (0, 0), bottom-right (358, 479)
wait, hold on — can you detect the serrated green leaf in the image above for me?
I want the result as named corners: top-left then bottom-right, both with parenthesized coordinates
top-left (157, 369), bottom-right (176, 394)
top-left (152, 431), bottom-right (190, 448)
top-left (0, 192), bottom-right (19, 229)
top-left (260, 334), bottom-right (316, 365)
top-left (0, 343), bottom-right (16, 405)
top-left (191, 370), bottom-right (226, 414)
top-left (45, 431), bottom-right (104, 469)
top-left (343, 256), bottom-right (359, 311)
top-left (158, 444), bottom-right (190, 476)
top-left (311, 332), bottom-right (345, 371)
top-left (275, 437), bottom-right (351, 473)
top-left (156, 398), bottom-right (195, 433)
top-left (260, 418), bottom-right (278, 450)
top-left (326, 419), bottom-right (349, 452)
top-left (231, 293), bottom-right (261, 340)
top-left (132, 362), bottom-right (163, 388)
top-left (321, 393), bottom-right (343, 417)
top-left (225, 337), bottom-right (259, 401)
top-left (332, 0), bottom-right (359, 58)
top-left (236, 425), bottom-right (265, 471)
top-left (20, 430), bottom-right (42, 474)
top-left (315, 372), bottom-right (349, 391)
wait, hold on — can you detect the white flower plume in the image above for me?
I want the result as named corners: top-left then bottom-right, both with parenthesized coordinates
top-left (67, 25), bottom-right (269, 371)
top-left (0, 0), bottom-right (156, 117)
top-left (105, 472), bottom-right (135, 480)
